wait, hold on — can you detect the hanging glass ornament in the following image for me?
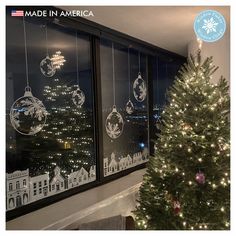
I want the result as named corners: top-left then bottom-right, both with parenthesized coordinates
top-left (125, 99), bottom-right (134, 114)
top-left (40, 55), bottom-right (56, 77)
top-left (72, 85), bottom-right (85, 108)
top-left (40, 24), bottom-right (56, 77)
top-left (10, 88), bottom-right (47, 135)
top-left (133, 72), bottom-right (147, 102)
top-left (10, 17), bottom-right (47, 135)
top-left (105, 105), bottom-right (124, 139)
top-left (195, 171), bottom-right (206, 184)
top-left (125, 47), bottom-right (135, 115)
top-left (173, 199), bottom-right (181, 215)
top-left (105, 43), bottom-right (124, 139)
top-left (72, 31), bottom-right (85, 108)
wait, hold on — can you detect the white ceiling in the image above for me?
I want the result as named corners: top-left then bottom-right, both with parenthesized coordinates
top-left (60, 6), bottom-right (230, 56)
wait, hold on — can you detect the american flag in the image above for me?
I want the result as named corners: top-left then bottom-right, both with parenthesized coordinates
top-left (11, 10), bottom-right (24, 17)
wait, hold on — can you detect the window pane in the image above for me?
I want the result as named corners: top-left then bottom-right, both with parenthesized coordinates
top-left (153, 56), bottom-right (184, 134)
top-left (100, 39), bottom-right (149, 177)
top-left (6, 15), bottom-right (96, 212)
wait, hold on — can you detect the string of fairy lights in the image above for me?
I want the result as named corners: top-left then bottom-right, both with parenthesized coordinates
top-left (134, 52), bottom-right (230, 229)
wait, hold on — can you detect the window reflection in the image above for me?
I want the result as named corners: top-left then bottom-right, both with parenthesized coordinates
top-left (153, 56), bottom-right (184, 134)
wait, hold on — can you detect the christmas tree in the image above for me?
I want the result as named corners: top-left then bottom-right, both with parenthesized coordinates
top-left (134, 52), bottom-right (230, 230)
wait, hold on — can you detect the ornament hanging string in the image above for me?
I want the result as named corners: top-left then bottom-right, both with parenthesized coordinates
top-left (75, 31), bottom-right (79, 85)
top-left (156, 55), bottom-right (159, 116)
top-left (72, 30), bottom-right (85, 108)
top-left (112, 42), bottom-right (116, 105)
top-left (128, 47), bottom-right (131, 98)
top-left (22, 16), bottom-right (29, 88)
top-left (45, 23), bottom-right (49, 57)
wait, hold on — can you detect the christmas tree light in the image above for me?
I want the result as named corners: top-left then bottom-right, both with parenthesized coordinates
top-left (134, 52), bottom-right (230, 230)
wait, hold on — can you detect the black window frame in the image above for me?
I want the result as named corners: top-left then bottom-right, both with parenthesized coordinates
top-left (6, 6), bottom-right (185, 221)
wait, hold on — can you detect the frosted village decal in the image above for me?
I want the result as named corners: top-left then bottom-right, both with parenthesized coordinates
top-left (6, 149), bottom-right (148, 211)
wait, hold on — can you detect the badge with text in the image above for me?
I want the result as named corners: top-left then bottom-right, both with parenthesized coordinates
top-left (194, 10), bottom-right (226, 42)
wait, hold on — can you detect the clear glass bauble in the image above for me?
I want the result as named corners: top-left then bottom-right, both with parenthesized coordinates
top-left (125, 99), bottom-right (135, 114)
top-left (40, 55), bottom-right (56, 77)
top-left (133, 72), bottom-right (147, 102)
top-left (105, 105), bottom-right (124, 139)
top-left (72, 85), bottom-right (85, 108)
top-left (10, 87), bottom-right (47, 135)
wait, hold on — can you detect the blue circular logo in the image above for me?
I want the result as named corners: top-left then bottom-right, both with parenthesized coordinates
top-left (194, 10), bottom-right (226, 42)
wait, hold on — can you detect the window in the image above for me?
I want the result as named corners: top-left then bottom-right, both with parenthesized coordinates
top-left (100, 39), bottom-right (149, 177)
top-left (16, 181), bottom-right (20, 190)
top-left (6, 13), bottom-right (97, 212)
top-left (9, 183), bottom-right (13, 191)
top-left (152, 56), bottom-right (184, 137)
top-left (56, 184), bottom-right (60, 191)
top-left (5, 6), bottom-right (185, 217)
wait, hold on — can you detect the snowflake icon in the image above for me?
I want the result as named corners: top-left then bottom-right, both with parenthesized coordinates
top-left (202, 17), bottom-right (218, 34)
top-left (194, 10), bottom-right (226, 42)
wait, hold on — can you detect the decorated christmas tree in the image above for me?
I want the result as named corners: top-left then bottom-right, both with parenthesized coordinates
top-left (134, 52), bottom-right (230, 230)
